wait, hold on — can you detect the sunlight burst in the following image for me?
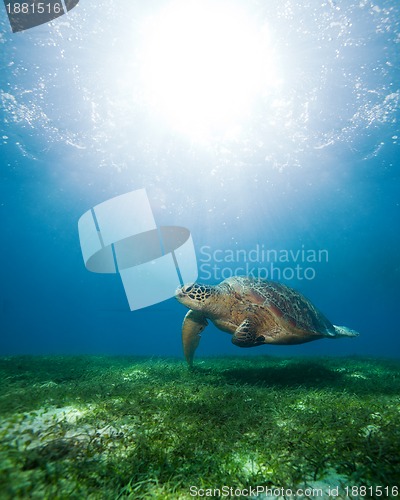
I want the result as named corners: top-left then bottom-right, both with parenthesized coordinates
top-left (139, 0), bottom-right (281, 141)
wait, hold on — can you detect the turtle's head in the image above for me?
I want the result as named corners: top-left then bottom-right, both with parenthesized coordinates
top-left (175, 282), bottom-right (215, 312)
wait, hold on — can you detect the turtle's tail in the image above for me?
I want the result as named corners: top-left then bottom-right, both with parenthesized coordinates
top-left (333, 325), bottom-right (360, 338)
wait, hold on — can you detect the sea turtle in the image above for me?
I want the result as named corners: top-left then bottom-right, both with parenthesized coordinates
top-left (175, 276), bottom-right (359, 366)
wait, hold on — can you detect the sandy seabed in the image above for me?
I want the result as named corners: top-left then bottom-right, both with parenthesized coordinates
top-left (1, 355), bottom-right (399, 499)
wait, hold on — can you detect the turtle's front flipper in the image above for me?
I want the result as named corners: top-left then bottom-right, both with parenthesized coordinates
top-left (182, 310), bottom-right (208, 367)
top-left (232, 319), bottom-right (262, 347)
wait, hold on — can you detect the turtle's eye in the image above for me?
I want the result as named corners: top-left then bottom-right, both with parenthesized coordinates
top-left (256, 336), bottom-right (264, 342)
top-left (183, 284), bottom-right (213, 303)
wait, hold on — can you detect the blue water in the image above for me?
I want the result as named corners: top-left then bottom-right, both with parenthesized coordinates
top-left (1, 0), bottom-right (399, 360)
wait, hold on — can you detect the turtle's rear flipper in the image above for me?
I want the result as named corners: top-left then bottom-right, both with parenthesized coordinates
top-left (182, 310), bottom-right (208, 367)
top-left (333, 325), bottom-right (360, 337)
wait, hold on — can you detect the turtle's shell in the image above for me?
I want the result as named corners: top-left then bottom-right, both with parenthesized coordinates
top-left (220, 276), bottom-right (335, 335)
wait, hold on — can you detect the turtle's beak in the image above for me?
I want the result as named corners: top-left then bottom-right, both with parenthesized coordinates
top-left (175, 282), bottom-right (212, 311)
top-left (175, 287), bottom-right (184, 302)
top-left (175, 283), bottom-right (194, 305)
